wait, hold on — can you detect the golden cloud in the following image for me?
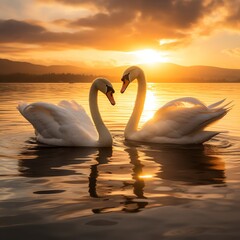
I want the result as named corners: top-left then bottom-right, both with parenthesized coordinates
top-left (0, 0), bottom-right (239, 52)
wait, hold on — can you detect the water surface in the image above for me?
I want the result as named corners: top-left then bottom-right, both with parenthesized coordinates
top-left (0, 83), bottom-right (240, 239)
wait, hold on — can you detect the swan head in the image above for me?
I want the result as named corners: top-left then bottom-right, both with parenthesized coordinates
top-left (93, 78), bottom-right (116, 105)
top-left (120, 66), bottom-right (142, 93)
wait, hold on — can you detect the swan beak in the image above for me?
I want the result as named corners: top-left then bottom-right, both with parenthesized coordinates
top-left (106, 91), bottom-right (116, 105)
top-left (120, 80), bottom-right (130, 93)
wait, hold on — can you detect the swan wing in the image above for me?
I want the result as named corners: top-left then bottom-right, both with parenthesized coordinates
top-left (161, 97), bottom-right (207, 109)
top-left (17, 101), bottom-right (98, 146)
top-left (139, 98), bottom-right (229, 143)
top-left (58, 100), bottom-right (97, 138)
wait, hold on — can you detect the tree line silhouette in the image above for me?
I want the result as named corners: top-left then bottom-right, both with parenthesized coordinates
top-left (0, 73), bottom-right (99, 83)
top-left (0, 73), bottom-right (239, 83)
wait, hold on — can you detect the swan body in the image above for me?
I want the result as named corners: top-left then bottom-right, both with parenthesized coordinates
top-left (121, 66), bottom-right (231, 144)
top-left (18, 78), bottom-right (115, 147)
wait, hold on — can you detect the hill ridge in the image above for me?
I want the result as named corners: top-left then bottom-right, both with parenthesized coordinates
top-left (0, 58), bottom-right (240, 82)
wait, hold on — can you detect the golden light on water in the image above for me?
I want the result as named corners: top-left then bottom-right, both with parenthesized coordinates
top-left (138, 174), bottom-right (154, 179)
top-left (141, 88), bottom-right (158, 123)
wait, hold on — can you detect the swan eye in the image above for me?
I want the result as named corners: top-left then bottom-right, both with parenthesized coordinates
top-left (121, 72), bottom-right (130, 82)
top-left (106, 85), bottom-right (115, 94)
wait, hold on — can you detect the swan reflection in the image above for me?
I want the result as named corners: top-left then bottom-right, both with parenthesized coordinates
top-left (120, 147), bottom-right (148, 213)
top-left (88, 148), bottom-right (112, 198)
top-left (122, 143), bottom-right (226, 211)
top-left (18, 146), bottom-right (99, 177)
top-left (125, 142), bottom-right (226, 185)
top-left (17, 143), bottom-right (226, 215)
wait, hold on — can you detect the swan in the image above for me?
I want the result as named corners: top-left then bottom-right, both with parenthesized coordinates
top-left (120, 66), bottom-right (231, 144)
top-left (17, 78), bottom-right (115, 147)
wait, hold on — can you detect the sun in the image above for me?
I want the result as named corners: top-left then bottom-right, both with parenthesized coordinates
top-left (129, 48), bottom-right (168, 65)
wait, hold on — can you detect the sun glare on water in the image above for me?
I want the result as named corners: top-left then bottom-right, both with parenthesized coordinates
top-left (140, 88), bottom-right (158, 124)
top-left (138, 174), bottom-right (153, 179)
top-left (129, 49), bottom-right (168, 65)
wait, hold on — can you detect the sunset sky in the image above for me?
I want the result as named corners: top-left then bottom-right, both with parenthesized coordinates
top-left (0, 0), bottom-right (240, 69)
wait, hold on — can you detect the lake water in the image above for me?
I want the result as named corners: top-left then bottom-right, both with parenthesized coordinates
top-left (0, 82), bottom-right (240, 240)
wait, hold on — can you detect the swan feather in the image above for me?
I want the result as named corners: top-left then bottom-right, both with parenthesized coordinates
top-left (18, 101), bottom-right (98, 146)
top-left (135, 98), bottom-right (229, 144)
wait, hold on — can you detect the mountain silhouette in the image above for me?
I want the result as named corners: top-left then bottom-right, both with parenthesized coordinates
top-left (0, 58), bottom-right (240, 82)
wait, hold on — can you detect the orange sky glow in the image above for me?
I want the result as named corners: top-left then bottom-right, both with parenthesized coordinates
top-left (0, 0), bottom-right (240, 69)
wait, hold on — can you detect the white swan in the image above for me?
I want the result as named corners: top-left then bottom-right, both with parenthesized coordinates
top-left (17, 78), bottom-right (115, 147)
top-left (120, 66), bottom-right (231, 144)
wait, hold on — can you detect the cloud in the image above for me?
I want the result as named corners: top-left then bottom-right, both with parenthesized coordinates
top-left (223, 0), bottom-right (240, 28)
top-left (0, 19), bottom-right (48, 42)
top-left (223, 48), bottom-right (240, 57)
top-left (43, 0), bottom-right (208, 29)
top-left (0, 19), bottom-right (148, 50)
top-left (1, 0), bottom-right (240, 52)
top-left (69, 11), bottom-right (134, 29)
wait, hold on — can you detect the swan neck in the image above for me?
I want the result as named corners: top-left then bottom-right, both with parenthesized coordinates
top-left (125, 71), bottom-right (146, 138)
top-left (89, 84), bottom-right (112, 146)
